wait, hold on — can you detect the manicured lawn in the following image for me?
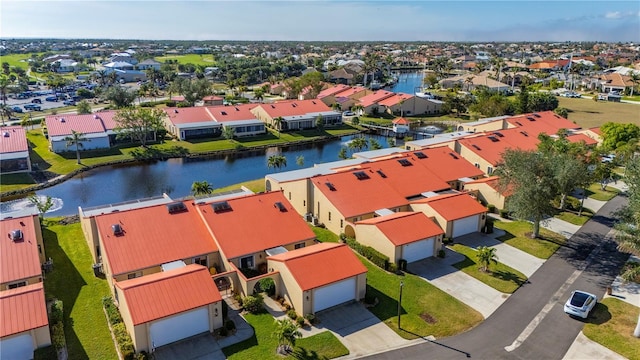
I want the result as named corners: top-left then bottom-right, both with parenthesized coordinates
top-left (0, 172), bottom-right (36, 193)
top-left (362, 258), bottom-right (483, 339)
top-left (494, 220), bottom-right (566, 259)
top-left (450, 244), bottom-right (527, 293)
top-left (155, 54), bottom-right (217, 66)
top-left (223, 312), bottom-right (348, 359)
top-left (586, 183), bottom-right (621, 201)
top-left (41, 220), bottom-right (117, 360)
top-left (214, 178), bottom-right (265, 194)
top-left (555, 210), bottom-right (592, 226)
top-left (583, 298), bottom-right (640, 360)
top-left (0, 53), bottom-right (34, 70)
top-left (311, 226), bottom-right (340, 243)
top-left (557, 97), bottom-right (639, 128)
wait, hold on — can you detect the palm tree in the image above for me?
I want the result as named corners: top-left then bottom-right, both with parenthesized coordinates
top-left (267, 154), bottom-right (287, 172)
top-left (273, 116), bottom-right (283, 138)
top-left (296, 155), bottom-right (304, 167)
top-left (253, 88), bottom-right (264, 103)
top-left (352, 104), bottom-right (364, 116)
top-left (222, 126), bottom-right (235, 141)
top-left (64, 130), bottom-right (88, 164)
top-left (476, 246), bottom-right (498, 272)
top-left (191, 181), bottom-right (213, 196)
top-left (348, 137), bottom-right (368, 153)
top-left (464, 76), bottom-right (474, 92)
top-left (629, 73), bottom-right (640, 97)
top-left (273, 319), bottom-right (302, 355)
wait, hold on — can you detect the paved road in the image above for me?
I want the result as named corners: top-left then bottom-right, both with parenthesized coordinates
top-left (364, 195), bottom-right (629, 360)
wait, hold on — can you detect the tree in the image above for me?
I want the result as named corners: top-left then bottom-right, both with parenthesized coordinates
top-left (253, 88), bottom-right (264, 103)
top-left (273, 116), bottom-right (283, 138)
top-left (222, 126), bottom-right (235, 141)
top-left (267, 154), bottom-right (287, 172)
top-left (629, 73), bottom-right (640, 97)
top-left (105, 86), bottom-right (136, 108)
top-left (114, 107), bottom-right (165, 147)
top-left (348, 137), bottom-right (368, 153)
top-left (600, 122), bottom-right (640, 151)
top-left (170, 78), bottom-right (212, 105)
top-left (496, 149), bottom-right (558, 238)
top-left (612, 157), bottom-right (640, 337)
top-left (316, 114), bottom-right (324, 133)
top-left (191, 181), bottom-right (213, 196)
top-left (528, 92), bottom-right (559, 112)
top-left (28, 195), bottom-right (54, 221)
top-left (296, 155), bottom-right (304, 167)
top-left (554, 107), bottom-right (569, 119)
top-left (64, 130), bottom-right (88, 164)
top-left (76, 100), bottom-right (92, 115)
top-left (476, 246), bottom-right (498, 272)
top-left (338, 147), bottom-right (348, 160)
top-left (369, 138), bottom-right (382, 150)
top-left (274, 319), bottom-right (302, 354)
top-left (516, 85), bottom-right (530, 114)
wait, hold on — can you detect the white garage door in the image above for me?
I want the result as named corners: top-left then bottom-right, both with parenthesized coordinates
top-left (0, 334), bottom-right (33, 360)
top-left (402, 238), bottom-right (435, 263)
top-left (313, 277), bottom-right (356, 313)
top-left (150, 307), bottom-right (209, 349)
top-left (452, 215), bottom-right (480, 238)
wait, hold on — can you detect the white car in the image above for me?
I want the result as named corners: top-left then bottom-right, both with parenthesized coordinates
top-left (564, 290), bottom-right (597, 319)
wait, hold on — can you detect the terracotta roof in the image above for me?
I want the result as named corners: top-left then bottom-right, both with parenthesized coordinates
top-left (0, 283), bottom-right (48, 337)
top-left (589, 127), bottom-right (602, 135)
top-left (567, 133), bottom-right (598, 146)
top-left (254, 99), bottom-right (332, 118)
top-left (458, 128), bottom-right (539, 166)
top-left (599, 73), bottom-right (631, 87)
top-left (356, 212), bottom-right (444, 246)
top-left (45, 111), bottom-right (119, 137)
top-left (411, 146), bottom-right (485, 182)
top-left (268, 243), bottom-right (366, 291)
top-left (203, 95), bottom-right (224, 101)
top-left (528, 60), bottom-right (569, 70)
top-left (392, 117), bottom-right (410, 125)
top-left (197, 192), bottom-right (315, 260)
top-left (206, 104), bottom-right (259, 123)
top-left (412, 193), bottom-right (487, 221)
top-left (378, 93), bottom-right (413, 107)
top-left (506, 111), bottom-right (580, 135)
top-left (115, 264), bottom-right (221, 325)
top-left (0, 126), bottom-right (28, 154)
top-left (317, 84), bottom-right (351, 99)
top-left (358, 90), bottom-right (395, 108)
top-left (365, 157), bottom-right (451, 198)
top-left (464, 176), bottom-right (514, 197)
top-left (163, 107), bottom-right (215, 125)
top-left (95, 201), bottom-right (217, 276)
top-left (332, 86), bottom-right (367, 98)
top-left (313, 169), bottom-right (409, 218)
top-left (0, 215), bottom-right (41, 284)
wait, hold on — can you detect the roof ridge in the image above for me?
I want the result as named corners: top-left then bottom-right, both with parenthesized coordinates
top-left (117, 264), bottom-right (203, 289)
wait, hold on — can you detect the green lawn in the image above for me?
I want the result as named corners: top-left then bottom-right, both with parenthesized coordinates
top-left (586, 183), bottom-right (621, 201)
top-left (223, 312), bottom-right (348, 360)
top-left (450, 244), bottom-right (527, 293)
top-left (362, 258), bottom-right (483, 339)
top-left (0, 172), bottom-right (36, 193)
top-left (41, 220), bottom-right (117, 360)
top-left (494, 220), bottom-right (566, 259)
top-left (214, 178), bottom-right (265, 194)
top-left (583, 298), bottom-right (640, 360)
top-left (556, 97), bottom-right (639, 128)
top-left (155, 54), bottom-right (217, 66)
top-left (555, 210), bottom-right (592, 226)
top-left (311, 226), bottom-right (340, 243)
top-left (0, 53), bottom-right (34, 70)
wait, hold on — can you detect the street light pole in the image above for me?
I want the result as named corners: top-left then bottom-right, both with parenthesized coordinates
top-left (397, 281), bottom-right (404, 329)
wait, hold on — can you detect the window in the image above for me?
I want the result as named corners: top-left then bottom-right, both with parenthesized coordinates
top-left (240, 256), bottom-right (254, 269)
top-left (328, 212), bottom-right (332, 221)
top-left (303, 200), bottom-right (306, 206)
top-left (288, 192), bottom-right (291, 200)
top-left (474, 163), bottom-right (480, 168)
top-left (8, 281), bottom-right (26, 289)
top-left (38, 244), bottom-right (42, 254)
top-left (294, 243), bottom-right (306, 249)
top-left (487, 166), bottom-right (494, 175)
top-left (127, 272), bottom-right (141, 280)
top-left (194, 257), bottom-right (207, 267)
top-left (340, 219), bottom-right (344, 228)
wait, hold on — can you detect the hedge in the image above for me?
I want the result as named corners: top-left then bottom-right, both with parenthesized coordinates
top-left (345, 238), bottom-right (389, 270)
top-left (50, 300), bottom-right (64, 324)
top-left (103, 297), bottom-right (135, 360)
top-left (51, 321), bottom-right (66, 350)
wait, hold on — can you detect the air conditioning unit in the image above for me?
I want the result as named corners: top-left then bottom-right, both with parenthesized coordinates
top-left (10, 229), bottom-right (23, 241)
top-left (312, 217), bottom-right (320, 226)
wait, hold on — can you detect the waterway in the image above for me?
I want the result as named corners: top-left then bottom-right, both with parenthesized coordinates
top-left (2, 134), bottom-right (393, 217)
top-left (386, 71), bottom-right (424, 94)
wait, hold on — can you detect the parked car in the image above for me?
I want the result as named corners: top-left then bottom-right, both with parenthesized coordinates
top-left (564, 290), bottom-right (597, 319)
top-left (343, 111), bottom-right (355, 116)
top-left (11, 106), bottom-right (23, 113)
top-left (45, 96), bottom-right (58, 102)
top-left (562, 92), bottom-right (581, 98)
top-left (24, 104), bottom-right (42, 111)
top-left (63, 100), bottom-right (76, 106)
top-left (31, 98), bottom-right (42, 104)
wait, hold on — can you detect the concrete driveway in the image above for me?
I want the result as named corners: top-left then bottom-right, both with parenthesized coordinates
top-left (408, 248), bottom-right (508, 318)
top-left (153, 333), bottom-right (224, 360)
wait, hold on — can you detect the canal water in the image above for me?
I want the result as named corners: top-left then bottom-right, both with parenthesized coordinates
top-left (3, 134), bottom-right (392, 216)
top-left (386, 71), bottom-right (424, 94)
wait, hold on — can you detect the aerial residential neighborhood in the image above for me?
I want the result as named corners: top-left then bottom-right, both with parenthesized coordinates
top-left (1, 1), bottom-right (640, 360)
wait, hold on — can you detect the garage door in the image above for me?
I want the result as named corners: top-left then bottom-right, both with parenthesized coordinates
top-left (313, 277), bottom-right (356, 313)
top-left (0, 334), bottom-right (33, 360)
top-left (150, 307), bottom-right (209, 349)
top-left (452, 215), bottom-right (480, 238)
top-left (402, 238), bottom-right (435, 263)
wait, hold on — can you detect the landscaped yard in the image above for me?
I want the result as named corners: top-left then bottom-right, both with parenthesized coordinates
top-left (583, 298), bottom-right (640, 360)
top-left (555, 209), bottom-right (592, 226)
top-left (222, 312), bottom-right (348, 360)
top-left (494, 220), bottom-right (566, 259)
top-left (214, 178), bottom-right (265, 194)
top-left (362, 258), bottom-right (483, 339)
top-left (154, 54), bottom-right (217, 66)
top-left (311, 226), bottom-right (341, 243)
top-left (449, 244), bottom-right (527, 293)
top-left (556, 97), bottom-right (639, 128)
top-left (39, 219), bottom-right (117, 360)
top-left (586, 183), bottom-right (621, 201)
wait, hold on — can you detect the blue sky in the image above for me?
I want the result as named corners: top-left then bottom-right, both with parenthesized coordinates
top-left (1, 1), bottom-right (639, 42)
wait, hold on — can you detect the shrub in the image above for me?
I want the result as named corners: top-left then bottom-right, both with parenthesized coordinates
top-left (50, 300), bottom-right (64, 323)
top-left (257, 277), bottom-right (276, 296)
top-left (487, 204), bottom-right (496, 213)
top-left (304, 313), bottom-right (316, 325)
top-left (387, 263), bottom-right (398, 273)
top-left (242, 293), bottom-right (264, 314)
top-left (225, 319), bottom-right (236, 332)
top-left (234, 294), bottom-right (243, 307)
top-left (103, 297), bottom-right (122, 325)
top-left (499, 209), bottom-right (509, 219)
top-left (284, 303), bottom-right (292, 311)
top-left (51, 321), bottom-right (66, 350)
top-left (165, 100), bottom-right (176, 107)
top-left (287, 309), bottom-right (298, 319)
top-left (438, 249), bottom-right (446, 258)
top-left (218, 326), bottom-right (228, 337)
top-left (296, 316), bottom-right (305, 327)
top-left (442, 237), bottom-right (452, 245)
top-left (363, 292), bottom-right (376, 305)
top-left (345, 238), bottom-right (389, 270)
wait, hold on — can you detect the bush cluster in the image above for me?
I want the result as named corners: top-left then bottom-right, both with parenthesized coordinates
top-left (102, 297), bottom-right (136, 359)
top-left (345, 238), bottom-right (390, 270)
top-left (487, 204), bottom-right (496, 213)
top-left (287, 309), bottom-right (298, 319)
top-left (50, 300), bottom-right (64, 324)
top-left (242, 293), bottom-right (264, 314)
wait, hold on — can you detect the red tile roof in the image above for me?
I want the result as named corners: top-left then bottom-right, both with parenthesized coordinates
top-left (0, 126), bottom-right (28, 154)
top-left (255, 99), bottom-right (333, 119)
top-left (412, 146), bottom-right (485, 182)
top-left (378, 93), bottom-right (413, 107)
top-left (589, 127), bottom-right (602, 135)
top-left (203, 95), bottom-right (224, 101)
top-left (392, 117), bottom-right (410, 125)
top-left (567, 133), bottom-right (598, 146)
top-left (458, 127), bottom-right (540, 166)
top-left (95, 201), bottom-right (217, 276)
top-left (206, 104), bottom-right (259, 123)
top-left (365, 157), bottom-right (451, 198)
top-left (0, 215), bottom-right (41, 284)
top-left (412, 193), bottom-right (487, 221)
top-left (318, 84), bottom-right (351, 99)
top-left (464, 176), bottom-right (514, 197)
top-left (528, 60), bottom-right (569, 70)
top-left (356, 212), bottom-right (443, 246)
top-left (313, 169), bottom-right (409, 218)
top-left (333, 86), bottom-right (367, 98)
top-left (45, 111), bottom-right (119, 137)
top-left (268, 243), bottom-right (366, 291)
top-left (115, 264), bottom-right (221, 325)
top-left (163, 107), bottom-right (215, 125)
top-left (0, 283), bottom-right (48, 337)
top-left (358, 90), bottom-right (395, 108)
top-left (506, 111), bottom-right (580, 135)
top-left (197, 192), bottom-right (315, 260)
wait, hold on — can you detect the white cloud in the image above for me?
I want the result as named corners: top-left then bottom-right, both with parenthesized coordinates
top-left (605, 11), bottom-right (622, 19)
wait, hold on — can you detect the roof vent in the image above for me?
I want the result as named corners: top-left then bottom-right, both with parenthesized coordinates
top-left (397, 159), bottom-right (412, 166)
top-left (472, 144), bottom-right (481, 150)
top-left (515, 121), bottom-right (523, 126)
top-left (526, 116), bottom-right (535, 121)
top-left (376, 170), bottom-right (387, 178)
top-left (493, 132), bottom-right (504, 138)
top-left (271, 105), bottom-right (275, 108)
top-left (291, 103), bottom-right (297, 107)
top-left (174, 109), bottom-right (179, 113)
top-left (111, 224), bottom-right (123, 236)
top-left (93, 115), bottom-right (98, 119)
top-left (2, 132), bottom-right (9, 137)
top-left (325, 182), bottom-right (336, 191)
top-left (166, 202), bottom-right (187, 214)
top-left (488, 136), bottom-right (499, 142)
top-left (520, 131), bottom-right (529, 137)
top-left (353, 171), bottom-right (370, 180)
top-left (60, 118), bottom-right (65, 122)
top-left (212, 201), bottom-right (232, 213)
top-left (413, 152), bottom-right (427, 159)
top-left (274, 202), bottom-right (287, 212)
top-left (10, 229), bottom-right (23, 241)
top-left (312, 101), bottom-right (316, 104)
top-left (221, 111), bottom-right (227, 115)
top-left (235, 107), bottom-right (239, 111)
top-left (449, 152), bottom-right (459, 159)
top-left (533, 113), bottom-right (541, 118)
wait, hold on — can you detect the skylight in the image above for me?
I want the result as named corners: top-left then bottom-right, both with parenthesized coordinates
top-left (397, 159), bottom-right (412, 166)
top-left (353, 171), bottom-right (370, 180)
top-left (212, 201), bottom-right (232, 213)
top-left (413, 152), bottom-right (427, 159)
top-left (376, 170), bottom-right (387, 178)
top-left (325, 182), bottom-right (336, 191)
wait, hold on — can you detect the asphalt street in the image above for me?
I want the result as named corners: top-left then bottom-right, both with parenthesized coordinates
top-left (364, 195), bottom-right (630, 360)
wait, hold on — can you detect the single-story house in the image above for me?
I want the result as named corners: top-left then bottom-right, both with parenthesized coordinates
top-left (0, 212), bottom-right (46, 290)
top-left (0, 283), bottom-right (51, 360)
top-left (136, 59), bottom-right (162, 71)
top-left (53, 59), bottom-right (79, 73)
top-left (378, 93), bottom-right (442, 116)
top-left (0, 126), bottom-right (31, 173)
top-left (251, 99), bottom-right (342, 131)
top-left (104, 68), bottom-right (147, 83)
top-left (208, 104), bottom-right (265, 137)
top-left (439, 74), bottom-right (511, 93)
top-left (114, 264), bottom-right (223, 352)
top-left (411, 192), bottom-right (487, 238)
top-left (351, 212), bottom-right (444, 264)
top-left (202, 95), bottom-right (224, 106)
top-left (45, 112), bottom-right (118, 153)
top-left (462, 176), bottom-right (511, 210)
top-left (163, 107), bottom-right (222, 140)
top-left (104, 61), bottom-right (135, 71)
top-left (268, 242), bottom-right (367, 314)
